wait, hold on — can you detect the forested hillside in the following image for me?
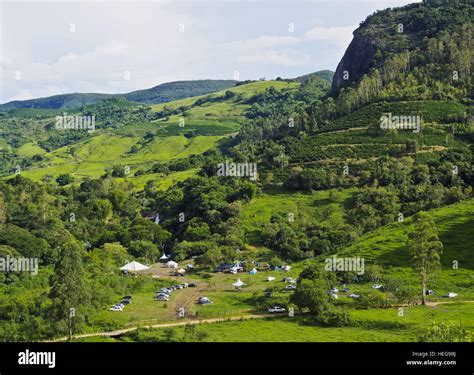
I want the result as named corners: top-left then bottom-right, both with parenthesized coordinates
top-left (0, 0), bottom-right (472, 342)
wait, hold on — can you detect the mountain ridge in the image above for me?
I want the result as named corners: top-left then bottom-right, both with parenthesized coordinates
top-left (0, 71), bottom-right (335, 110)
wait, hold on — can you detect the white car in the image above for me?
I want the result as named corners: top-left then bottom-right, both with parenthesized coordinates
top-left (447, 292), bottom-right (458, 298)
top-left (110, 306), bottom-right (123, 312)
top-left (268, 306), bottom-right (286, 313)
top-left (285, 285), bottom-right (297, 290)
top-left (349, 294), bottom-right (360, 299)
top-left (372, 284), bottom-right (383, 290)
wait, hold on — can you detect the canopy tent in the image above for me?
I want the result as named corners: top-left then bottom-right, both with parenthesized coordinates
top-left (159, 253), bottom-right (169, 261)
top-left (248, 268), bottom-right (257, 275)
top-left (167, 261), bottom-right (178, 269)
top-left (232, 278), bottom-right (246, 288)
top-left (120, 261), bottom-right (149, 272)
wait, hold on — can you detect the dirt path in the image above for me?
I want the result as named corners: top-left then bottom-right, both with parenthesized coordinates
top-left (47, 313), bottom-right (276, 342)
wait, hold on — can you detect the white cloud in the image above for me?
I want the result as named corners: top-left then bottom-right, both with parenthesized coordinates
top-left (238, 50), bottom-right (312, 67)
top-left (304, 25), bottom-right (357, 46)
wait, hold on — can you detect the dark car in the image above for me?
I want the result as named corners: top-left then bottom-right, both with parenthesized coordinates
top-left (120, 300), bottom-right (131, 305)
top-left (122, 296), bottom-right (132, 300)
top-left (188, 283), bottom-right (196, 288)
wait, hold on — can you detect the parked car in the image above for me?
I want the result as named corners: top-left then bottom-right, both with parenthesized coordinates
top-left (342, 287), bottom-right (350, 293)
top-left (157, 296), bottom-right (169, 301)
top-left (264, 291), bottom-right (273, 298)
top-left (349, 294), bottom-right (360, 299)
top-left (188, 283), bottom-right (196, 288)
top-left (446, 292), bottom-right (458, 298)
top-left (119, 300), bottom-right (131, 305)
top-left (285, 285), bottom-right (297, 290)
top-left (268, 306), bottom-right (286, 313)
top-left (372, 284), bottom-right (383, 290)
top-left (109, 306), bottom-right (123, 312)
top-left (425, 290), bottom-right (436, 295)
top-left (122, 295), bottom-right (132, 300)
top-left (198, 297), bottom-right (212, 305)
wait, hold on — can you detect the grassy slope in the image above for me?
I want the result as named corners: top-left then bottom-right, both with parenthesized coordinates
top-left (12, 80), bottom-right (298, 187)
top-left (240, 187), bottom-right (356, 243)
top-left (337, 199), bottom-right (474, 299)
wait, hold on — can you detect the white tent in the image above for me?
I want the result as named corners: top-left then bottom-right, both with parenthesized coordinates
top-left (232, 278), bottom-right (246, 288)
top-left (167, 261), bottom-right (178, 269)
top-left (283, 265), bottom-right (291, 272)
top-left (159, 253), bottom-right (169, 260)
top-left (120, 261), bottom-right (149, 272)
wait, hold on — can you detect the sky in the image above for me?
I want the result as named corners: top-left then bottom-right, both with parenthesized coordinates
top-left (0, 0), bottom-right (420, 103)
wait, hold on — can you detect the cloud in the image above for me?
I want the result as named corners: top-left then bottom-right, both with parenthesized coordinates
top-left (304, 25), bottom-right (357, 46)
top-left (238, 50), bottom-right (312, 67)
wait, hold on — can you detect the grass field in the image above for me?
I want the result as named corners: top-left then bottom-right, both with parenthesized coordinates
top-left (240, 187), bottom-right (356, 243)
top-left (86, 302), bottom-right (474, 342)
top-left (18, 133), bottom-right (221, 186)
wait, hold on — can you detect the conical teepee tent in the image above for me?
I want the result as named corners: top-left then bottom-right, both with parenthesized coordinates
top-left (232, 278), bottom-right (246, 288)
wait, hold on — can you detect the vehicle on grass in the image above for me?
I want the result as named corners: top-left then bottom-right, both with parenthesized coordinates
top-left (268, 306), bottom-right (286, 313)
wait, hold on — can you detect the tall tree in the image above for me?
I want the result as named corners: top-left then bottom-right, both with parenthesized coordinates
top-left (0, 191), bottom-right (6, 225)
top-left (48, 241), bottom-right (88, 339)
top-left (408, 212), bottom-right (443, 305)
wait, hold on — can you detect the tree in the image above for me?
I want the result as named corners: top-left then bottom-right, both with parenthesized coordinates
top-left (48, 242), bottom-right (88, 339)
top-left (290, 279), bottom-right (350, 326)
top-left (291, 263), bottom-right (348, 326)
top-left (56, 174), bottom-right (74, 186)
top-left (0, 191), bottom-right (6, 225)
top-left (419, 321), bottom-right (471, 342)
top-left (408, 212), bottom-right (443, 305)
top-left (194, 245), bottom-right (221, 271)
top-left (129, 240), bottom-right (159, 263)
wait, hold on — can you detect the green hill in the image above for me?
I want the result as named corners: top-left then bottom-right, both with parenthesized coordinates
top-left (0, 80), bottom-right (238, 110)
top-left (293, 70), bottom-right (334, 84)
